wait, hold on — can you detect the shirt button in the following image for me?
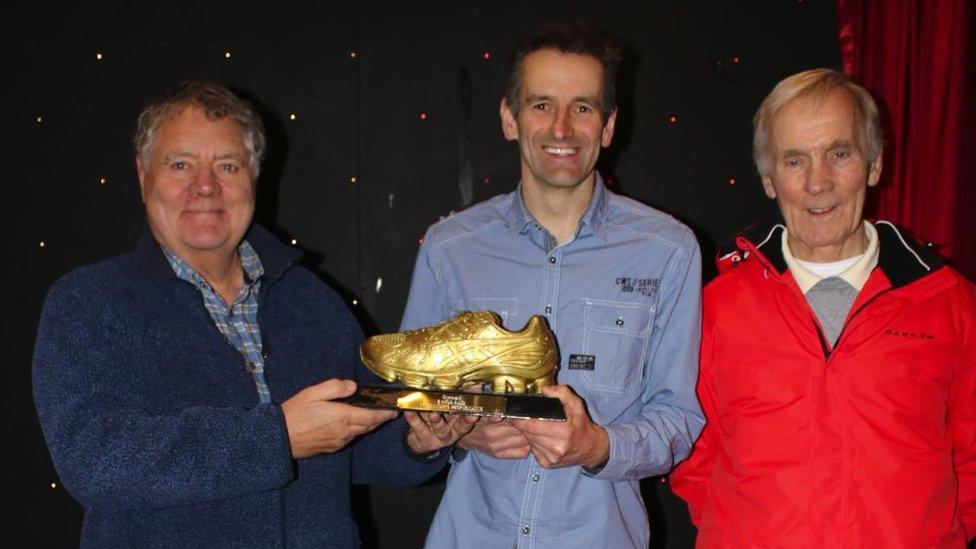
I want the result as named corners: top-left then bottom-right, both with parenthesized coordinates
top-left (615, 317), bottom-right (625, 327)
top-left (522, 526), bottom-right (530, 535)
top-left (544, 305), bottom-right (552, 314)
top-left (548, 256), bottom-right (556, 264)
top-left (532, 473), bottom-right (540, 482)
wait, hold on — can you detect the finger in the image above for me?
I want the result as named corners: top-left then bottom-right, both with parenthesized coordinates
top-left (419, 412), bottom-right (444, 425)
top-left (410, 412), bottom-right (454, 439)
top-left (510, 418), bottom-right (545, 433)
top-left (530, 447), bottom-right (550, 468)
top-left (540, 384), bottom-right (577, 406)
top-left (497, 445), bottom-right (532, 459)
top-left (446, 414), bottom-right (479, 427)
top-left (310, 378), bottom-right (358, 401)
top-left (347, 406), bottom-right (397, 428)
top-left (404, 411), bottom-right (425, 430)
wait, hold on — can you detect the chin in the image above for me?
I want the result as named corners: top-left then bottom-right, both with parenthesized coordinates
top-left (181, 230), bottom-right (233, 252)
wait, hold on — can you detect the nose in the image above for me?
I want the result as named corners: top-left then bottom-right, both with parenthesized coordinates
top-left (551, 108), bottom-right (573, 140)
top-left (190, 166), bottom-right (218, 196)
top-left (804, 159), bottom-right (834, 195)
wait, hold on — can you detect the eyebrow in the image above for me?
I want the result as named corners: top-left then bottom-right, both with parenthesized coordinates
top-left (214, 152), bottom-right (246, 162)
top-left (525, 93), bottom-right (600, 105)
top-left (781, 139), bottom-right (854, 157)
top-left (162, 150), bottom-right (246, 162)
top-left (823, 139), bottom-right (854, 150)
top-left (163, 150), bottom-right (197, 162)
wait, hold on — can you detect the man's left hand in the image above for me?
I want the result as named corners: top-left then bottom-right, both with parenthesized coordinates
top-left (511, 385), bottom-right (609, 469)
top-left (405, 412), bottom-right (480, 455)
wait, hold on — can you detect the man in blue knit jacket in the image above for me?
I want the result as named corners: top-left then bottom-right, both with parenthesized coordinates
top-left (32, 81), bottom-right (471, 547)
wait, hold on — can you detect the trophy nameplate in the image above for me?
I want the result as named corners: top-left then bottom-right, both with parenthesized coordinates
top-left (342, 384), bottom-right (566, 421)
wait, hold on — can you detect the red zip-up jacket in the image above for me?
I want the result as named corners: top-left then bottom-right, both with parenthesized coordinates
top-left (671, 221), bottom-right (976, 548)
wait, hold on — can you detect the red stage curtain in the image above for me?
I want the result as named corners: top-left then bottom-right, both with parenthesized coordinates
top-left (836, 0), bottom-right (975, 278)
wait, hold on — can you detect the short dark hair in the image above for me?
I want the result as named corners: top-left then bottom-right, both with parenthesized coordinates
top-left (134, 81), bottom-right (266, 177)
top-left (505, 21), bottom-right (624, 120)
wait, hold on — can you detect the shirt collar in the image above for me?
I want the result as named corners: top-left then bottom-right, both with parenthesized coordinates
top-left (782, 220), bottom-right (879, 293)
top-left (163, 239), bottom-right (265, 292)
top-left (504, 173), bottom-right (609, 240)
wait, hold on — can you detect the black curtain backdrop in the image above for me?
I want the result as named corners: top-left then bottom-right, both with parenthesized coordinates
top-left (4, 1), bottom-right (840, 546)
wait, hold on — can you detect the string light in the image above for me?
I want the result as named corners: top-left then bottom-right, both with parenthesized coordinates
top-left (289, 113), bottom-right (297, 121)
top-left (39, 241), bottom-right (46, 248)
top-left (419, 112), bottom-right (427, 120)
top-left (728, 177), bottom-right (736, 185)
top-left (95, 52), bottom-right (103, 60)
top-left (290, 238), bottom-right (298, 245)
top-left (668, 115), bottom-right (678, 124)
top-left (50, 482), bottom-right (57, 488)
top-left (224, 51), bottom-right (232, 59)
top-left (350, 176), bottom-right (357, 183)
top-left (36, 116), bottom-right (43, 123)
top-left (418, 236), bottom-right (425, 245)
top-left (482, 51), bottom-right (491, 60)
top-left (483, 177), bottom-right (490, 184)
top-left (732, 55), bottom-right (741, 64)
top-left (100, 177), bottom-right (107, 185)
top-left (352, 299), bottom-right (358, 305)
top-left (350, 51), bottom-right (357, 59)
top-left (375, 277), bottom-right (383, 293)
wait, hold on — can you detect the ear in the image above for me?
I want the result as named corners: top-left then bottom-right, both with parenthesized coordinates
top-left (136, 156), bottom-right (149, 202)
top-left (761, 175), bottom-right (777, 199)
top-left (867, 152), bottom-right (883, 187)
top-left (601, 107), bottom-right (618, 148)
top-left (500, 98), bottom-right (519, 141)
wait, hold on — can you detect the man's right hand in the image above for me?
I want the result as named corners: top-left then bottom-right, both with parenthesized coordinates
top-left (282, 379), bottom-right (397, 459)
top-left (457, 417), bottom-right (530, 459)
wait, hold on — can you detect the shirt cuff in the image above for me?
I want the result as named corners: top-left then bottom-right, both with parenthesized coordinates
top-left (582, 424), bottom-right (622, 479)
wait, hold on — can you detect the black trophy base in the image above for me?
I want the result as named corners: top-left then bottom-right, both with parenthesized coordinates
top-left (341, 384), bottom-right (566, 421)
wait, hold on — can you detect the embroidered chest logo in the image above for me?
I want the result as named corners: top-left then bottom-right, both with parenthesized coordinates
top-left (884, 329), bottom-right (934, 340)
top-left (615, 277), bottom-right (659, 297)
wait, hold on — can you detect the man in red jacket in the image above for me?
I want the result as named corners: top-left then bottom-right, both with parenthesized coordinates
top-left (670, 68), bottom-right (976, 547)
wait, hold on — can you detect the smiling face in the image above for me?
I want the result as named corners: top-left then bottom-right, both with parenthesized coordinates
top-left (501, 48), bottom-right (616, 193)
top-left (763, 89), bottom-right (882, 262)
top-left (137, 105), bottom-right (255, 266)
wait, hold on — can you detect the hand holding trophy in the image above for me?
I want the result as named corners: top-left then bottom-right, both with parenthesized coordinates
top-left (346, 311), bottom-right (566, 420)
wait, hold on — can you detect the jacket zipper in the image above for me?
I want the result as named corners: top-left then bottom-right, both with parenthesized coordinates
top-left (813, 287), bottom-right (893, 363)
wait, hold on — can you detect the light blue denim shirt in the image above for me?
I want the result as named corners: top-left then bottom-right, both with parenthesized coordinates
top-left (401, 177), bottom-right (704, 549)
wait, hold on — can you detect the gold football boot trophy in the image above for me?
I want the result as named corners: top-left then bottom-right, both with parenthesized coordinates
top-left (345, 311), bottom-right (565, 420)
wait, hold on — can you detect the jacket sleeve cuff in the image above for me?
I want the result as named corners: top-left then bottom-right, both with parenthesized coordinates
top-left (450, 446), bottom-right (469, 463)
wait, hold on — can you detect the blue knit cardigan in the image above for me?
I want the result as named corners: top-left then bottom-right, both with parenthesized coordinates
top-left (33, 224), bottom-right (445, 547)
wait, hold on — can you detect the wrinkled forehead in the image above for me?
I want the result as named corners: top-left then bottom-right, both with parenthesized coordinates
top-left (770, 89), bottom-right (860, 150)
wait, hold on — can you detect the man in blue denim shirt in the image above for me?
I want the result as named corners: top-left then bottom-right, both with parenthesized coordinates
top-left (401, 23), bottom-right (705, 548)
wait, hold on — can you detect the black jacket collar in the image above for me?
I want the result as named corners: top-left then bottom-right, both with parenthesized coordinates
top-left (723, 219), bottom-right (944, 288)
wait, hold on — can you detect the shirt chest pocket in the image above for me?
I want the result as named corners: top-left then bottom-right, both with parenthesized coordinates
top-left (579, 299), bottom-right (655, 393)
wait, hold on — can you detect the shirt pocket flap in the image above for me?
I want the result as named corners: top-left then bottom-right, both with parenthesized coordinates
top-left (583, 299), bottom-right (654, 337)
